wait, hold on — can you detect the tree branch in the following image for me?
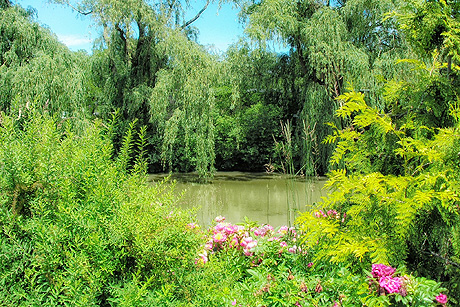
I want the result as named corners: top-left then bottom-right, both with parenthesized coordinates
top-left (1, 0), bottom-right (11, 9)
top-left (180, 0), bottom-right (210, 29)
top-left (62, 1), bottom-right (93, 15)
top-left (424, 250), bottom-right (460, 269)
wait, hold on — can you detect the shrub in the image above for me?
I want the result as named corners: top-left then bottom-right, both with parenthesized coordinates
top-left (193, 216), bottom-right (447, 306)
top-left (296, 89), bottom-right (460, 304)
top-left (0, 106), bottom-right (203, 305)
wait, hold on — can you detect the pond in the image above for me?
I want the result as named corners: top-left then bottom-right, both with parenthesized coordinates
top-left (148, 172), bottom-right (328, 228)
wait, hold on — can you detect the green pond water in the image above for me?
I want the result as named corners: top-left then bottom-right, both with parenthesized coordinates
top-left (148, 172), bottom-right (328, 228)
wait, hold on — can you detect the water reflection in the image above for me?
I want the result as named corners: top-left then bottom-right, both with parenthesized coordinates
top-left (148, 172), bottom-right (328, 227)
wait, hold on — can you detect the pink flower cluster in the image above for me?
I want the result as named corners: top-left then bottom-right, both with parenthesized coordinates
top-left (195, 216), bottom-right (300, 265)
top-left (372, 263), bottom-right (396, 279)
top-left (371, 264), bottom-right (402, 295)
top-left (195, 251), bottom-right (208, 265)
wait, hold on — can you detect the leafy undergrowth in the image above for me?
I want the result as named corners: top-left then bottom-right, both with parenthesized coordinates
top-left (0, 108), bottom-right (452, 306)
top-left (191, 215), bottom-right (448, 307)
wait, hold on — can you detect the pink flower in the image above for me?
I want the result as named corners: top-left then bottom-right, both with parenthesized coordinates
top-left (253, 228), bottom-right (264, 236)
top-left (379, 276), bottom-right (401, 294)
top-left (241, 236), bottom-right (257, 256)
top-left (243, 249), bottom-right (253, 256)
top-left (229, 236), bottom-right (239, 248)
top-left (187, 222), bottom-right (198, 229)
top-left (223, 224), bottom-right (238, 235)
top-left (254, 225), bottom-right (272, 237)
top-left (327, 210), bottom-right (339, 219)
top-left (288, 245), bottom-right (297, 253)
top-left (436, 293), bottom-right (447, 304)
top-left (214, 222), bottom-right (227, 232)
top-left (215, 215), bottom-right (225, 222)
top-left (231, 299), bottom-right (237, 306)
top-left (246, 240), bottom-right (257, 250)
top-left (241, 237), bottom-right (255, 248)
top-left (204, 241), bottom-right (213, 250)
top-left (212, 232), bottom-right (227, 243)
top-left (195, 251), bottom-right (208, 265)
top-left (280, 241), bottom-right (288, 247)
top-left (307, 262), bottom-right (313, 268)
top-left (278, 226), bottom-right (289, 234)
top-left (372, 263), bottom-right (396, 278)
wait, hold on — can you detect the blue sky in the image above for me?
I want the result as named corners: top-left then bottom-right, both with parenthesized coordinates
top-left (17, 0), bottom-right (246, 53)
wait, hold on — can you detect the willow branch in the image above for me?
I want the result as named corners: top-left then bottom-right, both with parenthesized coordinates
top-left (166, 0), bottom-right (178, 20)
top-left (180, 0), bottom-right (210, 29)
top-left (64, 1), bottom-right (93, 15)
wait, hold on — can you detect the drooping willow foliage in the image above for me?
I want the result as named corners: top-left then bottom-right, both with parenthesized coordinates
top-left (1, 0), bottom-right (450, 178)
top-left (150, 30), bottom-right (220, 177)
top-left (0, 5), bottom-right (91, 121)
top-left (239, 0), bottom-right (415, 175)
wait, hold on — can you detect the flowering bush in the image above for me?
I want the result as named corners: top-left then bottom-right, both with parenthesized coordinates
top-left (192, 216), bottom-right (449, 306)
top-left (196, 216), bottom-right (301, 265)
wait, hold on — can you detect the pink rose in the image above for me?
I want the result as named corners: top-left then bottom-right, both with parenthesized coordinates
top-left (379, 276), bottom-right (401, 294)
top-left (436, 293), bottom-right (447, 304)
top-left (372, 263), bottom-right (396, 278)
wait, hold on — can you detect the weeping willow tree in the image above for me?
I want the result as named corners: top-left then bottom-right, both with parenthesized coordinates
top-left (149, 31), bottom-right (220, 178)
top-left (242, 0), bottom-right (411, 175)
top-left (0, 4), bottom-right (91, 120)
top-left (52, 0), bottom-right (233, 177)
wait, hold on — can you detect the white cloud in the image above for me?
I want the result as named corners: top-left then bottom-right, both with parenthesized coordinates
top-left (57, 34), bottom-right (92, 47)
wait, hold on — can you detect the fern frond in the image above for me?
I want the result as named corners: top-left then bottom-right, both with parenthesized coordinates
top-left (324, 169), bottom-right (347, 188)
top-left (336, 91), bottom-right (367, 118)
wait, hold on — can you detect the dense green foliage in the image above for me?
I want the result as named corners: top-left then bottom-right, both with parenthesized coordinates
top-left (0, 0), bottom-right (417, 177)
top-left (0, 107), bottom-right (205, 305)
top-left (296, 1), bottom-right (460, 303)
top-left (0, 5), bottom-right (91, 119)
top-left (241, 0), bottom-right (413, 175)
top-left (297, 89), bottom-right (460, 299)
top-left (1, 0), bottom-right (460, 304)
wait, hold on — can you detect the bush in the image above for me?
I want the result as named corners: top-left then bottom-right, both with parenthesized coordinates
top-left (296, 89), bottom-right (459, 305)
top-left (192, 216), bottom-right (448, 306)
top-left (0, 107), bottom-right (203, 305)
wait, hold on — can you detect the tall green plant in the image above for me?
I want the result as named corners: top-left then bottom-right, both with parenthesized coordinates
top-left (0, 107), bottom-right (203, 305)
top-left (296, 88), bottom-right (460, 300)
